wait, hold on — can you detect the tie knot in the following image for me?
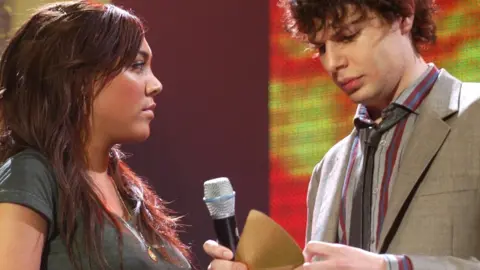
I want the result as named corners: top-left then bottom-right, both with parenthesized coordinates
top-left (377, 104), bottom-right (410, 134)
top-left (381, 103), bottom-right (399, 120)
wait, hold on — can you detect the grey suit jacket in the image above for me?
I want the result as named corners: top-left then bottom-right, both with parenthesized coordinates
top-left (306, 69), bottom-right (480, 269)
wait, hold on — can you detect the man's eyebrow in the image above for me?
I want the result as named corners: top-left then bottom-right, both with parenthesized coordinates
top-left (308, 14), bottom-right (366, 44)
top-left (332, 16), bottom-right (365, 32)
top-left (343, 14), bottom-right (366, 26)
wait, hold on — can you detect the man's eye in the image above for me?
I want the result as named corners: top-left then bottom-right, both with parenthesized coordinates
top-left (340, 32), bottom-right (359, 42)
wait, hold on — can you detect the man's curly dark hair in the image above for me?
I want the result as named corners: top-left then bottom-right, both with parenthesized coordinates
top-left (279, 0), bottom-right (437, 51)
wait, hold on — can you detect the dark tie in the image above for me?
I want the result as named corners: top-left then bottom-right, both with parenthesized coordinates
top-left (348, 104), bottom-right (411, 251)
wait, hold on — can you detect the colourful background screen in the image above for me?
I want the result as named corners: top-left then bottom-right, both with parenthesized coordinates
top-left (269, 0), bottom-right (480, 246)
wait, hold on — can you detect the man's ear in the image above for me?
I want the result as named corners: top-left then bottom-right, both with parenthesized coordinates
top-left (400, 15), bottom-right (414, 35)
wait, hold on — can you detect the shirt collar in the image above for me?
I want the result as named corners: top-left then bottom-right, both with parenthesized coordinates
top-left (353, 63), bottom-right (439, 129)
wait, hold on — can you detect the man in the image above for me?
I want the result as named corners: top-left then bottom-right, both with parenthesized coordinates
top-left (204, 0), bottom-right (480, 269)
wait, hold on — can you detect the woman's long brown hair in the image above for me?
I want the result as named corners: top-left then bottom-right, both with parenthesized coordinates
top-left (0, 1), bottom-right (189, 269)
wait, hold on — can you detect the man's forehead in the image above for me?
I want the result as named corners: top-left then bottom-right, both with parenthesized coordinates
top-left (313, 5), bottom-right (367, 29)
top-left (309, 6), bottom-right (370, 42)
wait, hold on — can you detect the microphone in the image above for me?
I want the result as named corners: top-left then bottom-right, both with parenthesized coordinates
top-left (203, 177), bottom-right (239, 255)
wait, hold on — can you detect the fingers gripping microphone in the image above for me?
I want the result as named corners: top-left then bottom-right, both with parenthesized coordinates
top-left (203, 177), bottom-right (239, 254)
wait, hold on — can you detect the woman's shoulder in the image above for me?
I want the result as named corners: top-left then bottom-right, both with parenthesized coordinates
top-left (0, 148), bottom-right (57, 193)
top-left (1, 148), bottom-right (53, 172)
top-left (0, 148), bottom-right (58, 238)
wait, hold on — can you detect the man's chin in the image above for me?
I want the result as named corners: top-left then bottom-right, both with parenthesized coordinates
top-left (348, 91), bottom-right (372, 105)
top-left (347, 90), bottom-right (383, 107)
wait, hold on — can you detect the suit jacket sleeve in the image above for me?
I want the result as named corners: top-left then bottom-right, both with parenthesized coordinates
top-left (306, 160), bottom-right (323, 243)
top-left (407, 255), bottom-right (480, 270)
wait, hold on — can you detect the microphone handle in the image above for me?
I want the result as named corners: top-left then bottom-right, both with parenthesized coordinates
top-left (213, 216), bottom-right (239, 255)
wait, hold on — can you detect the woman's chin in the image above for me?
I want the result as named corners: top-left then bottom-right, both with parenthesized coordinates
top-left (123, 126), bottom-right (152, 143)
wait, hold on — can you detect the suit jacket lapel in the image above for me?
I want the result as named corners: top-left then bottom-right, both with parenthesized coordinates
top-left (378, 69), bottom-right (461, 251)
top-left (312, 132), bottom-right (356, 243)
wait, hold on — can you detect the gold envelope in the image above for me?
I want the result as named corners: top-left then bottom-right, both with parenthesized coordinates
top-left (234, 210), bottom-right (304, 270)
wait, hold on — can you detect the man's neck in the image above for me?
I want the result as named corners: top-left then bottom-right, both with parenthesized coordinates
top-left (367, 57), bottom-right (429, 121)
top-left (391, 57), bottom-right (429, 102)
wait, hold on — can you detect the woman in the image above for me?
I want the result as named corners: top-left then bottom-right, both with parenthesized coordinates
top-left (0, 1), bottom-right (190, 269)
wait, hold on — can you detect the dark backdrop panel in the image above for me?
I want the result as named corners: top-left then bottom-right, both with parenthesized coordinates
top-left (111, 1), bottom-right (269, 268)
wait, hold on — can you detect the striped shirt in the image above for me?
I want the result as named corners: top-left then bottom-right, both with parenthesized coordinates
top-left (338, 63), bottom-right (440, 270)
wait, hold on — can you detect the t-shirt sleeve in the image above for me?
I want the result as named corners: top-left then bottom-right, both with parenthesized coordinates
top-left (0, 150), bottom-right (57, 238)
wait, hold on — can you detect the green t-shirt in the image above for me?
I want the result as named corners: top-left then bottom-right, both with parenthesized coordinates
top-left (0, 149), bottom-right (190, 269)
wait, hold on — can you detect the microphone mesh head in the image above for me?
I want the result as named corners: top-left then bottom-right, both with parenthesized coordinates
top-left (203, 177), bottom-right (235, 219)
